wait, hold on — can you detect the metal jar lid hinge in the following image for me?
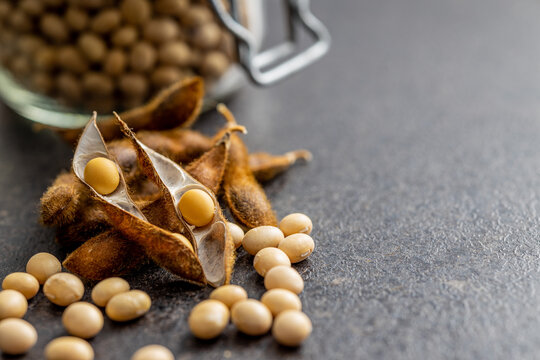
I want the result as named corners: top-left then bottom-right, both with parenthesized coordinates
top-left (208, 0), bottom-right (331, 86)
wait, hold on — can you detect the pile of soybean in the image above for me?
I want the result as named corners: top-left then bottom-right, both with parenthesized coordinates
top-left (0, 0), bottom-right (234, 113)
top-left (191, 213), bottom-right (315, 346)
top-left (0, 252), bottom-right (165, 359)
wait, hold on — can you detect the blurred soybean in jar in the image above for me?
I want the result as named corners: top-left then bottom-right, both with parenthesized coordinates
top-left (0, 0), bottom-right (263, 128)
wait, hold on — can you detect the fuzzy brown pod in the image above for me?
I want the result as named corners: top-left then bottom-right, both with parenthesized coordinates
top-left (115, 114), bottom-right (235, 286)
top-left (218, 104), bottom-right (278, 228)
top-left (249, 150), bottom-right (313, 183)
top-left (63, 230), bottom-right (146, 280)
top-left (40, 172), bottom-right (87, 227)
top-left (59, 77), bottom-right (204, 143)
top-left (72, 113), bottom-right (206, 285)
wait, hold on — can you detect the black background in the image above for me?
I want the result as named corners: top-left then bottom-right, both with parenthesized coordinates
top-left (2, 0), bottom-right (540, 359)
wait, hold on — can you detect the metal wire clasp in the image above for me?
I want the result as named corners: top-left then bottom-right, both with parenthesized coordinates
top-left (208, 0), bottom-right (331, 86)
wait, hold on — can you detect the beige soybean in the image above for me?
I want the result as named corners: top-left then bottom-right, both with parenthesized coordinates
top-left (242, 226), bottom-right (284, 256)
top-left (0, 290), bottom-right (27, 319)
top-left (193, 23), bottom-right (221, 49)
top-left (178, 189), bottom-right (215, 227)
top-left (231, 299), bottom-right (272, 336)
top-left (2, 272), bottom-right (39, 299)
top-left (155, 0), bottom-right (188, 16)
top-left (106, 290), bottom-right (151, 321)
top-left (264, 266), bottom-right (304, 294)
top-left (0, 318), bottom-right (37, 355)
top-left (278, 234), bottom-right (315, 263)
top-left (78, 33), bottom-right (107, 63)
top-left (35, 47), bottom-right (57, 71)
top-left (43, 273), bottom-right (85, 306)
top-left (40, 14), bottom-right (69, 43)
top-left (10, 10), bottom-right (32, 32)
top-left (45, 337), bottom-right (94, 360)
top-left (261, 289), bottom-right (302, 317)
top-left (62, 302), bottom-right (104, 339)
top-left (57, 46), bottom-right (88, 74)
top-left (151, 66), bottom-right (183, 89)
top-left (104, 49), bottom-right (127, 76)
top-left (130, 42), bottom-right (157, 72)
top-left (121, 0), bottom-right (151, 25)
top-left (82, 72), bottom-right (114, 97)
top-left (144, 19), bottom-right (179, 44)
top-left (91, 277), bottom-right (130, 307)
top-left (119, 73), bottom-right (149, 98)
top-left (279, 213), bottom-right (313, 237)
top-left (26, 252), bottom-right (62, 284)
top-left (209, 285), bottom-right (247, 308)
top-left (84, 157), bottom-right (120, 195)
top-left (20, 0), bottom-right (44, 16)
top-left (226, 222), bottom-right (244, 249)
top-left (200, 51), bottom-right (229, 78)
top-left (253, 248), bottom-right (291, 277)
top-left (65, 7), bottom-right (89, 32)
top-left (91, 9), bottom-right (121, 34)
top-left (188, 299), bottom-right (229, 340)
top-left (112, 26), bottom-right (138, 48)
top-left (57, 72), bottom-right (83, 102)
top-left (272, 310), bottom-right (312, 346)
top-left (159, 41), bottom-right (191, 66)
top-left (131, 344), bottom-right (174, 360)
top-left (183, 5), bottom-right (213, 27)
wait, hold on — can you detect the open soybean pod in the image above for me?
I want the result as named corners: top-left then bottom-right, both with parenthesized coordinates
top-left (72, 113), bottom-right (206, 285)
top-left (115, 114), bottom-right (235, 287)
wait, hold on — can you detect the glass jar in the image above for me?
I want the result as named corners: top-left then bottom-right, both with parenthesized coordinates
top-left (0, 0), bottom-right (329, 129)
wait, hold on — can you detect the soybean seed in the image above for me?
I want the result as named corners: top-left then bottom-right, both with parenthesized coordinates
top-left (159, 41), bottom-right (191, 66)
top-left (84, 157), bottom-right (120, 195)
top-left (264, 266), bottom-right (304, 294)
top-left (2, 272), bottom-right (39, 299)
top-left (57, 72), bottom-right (83, 102)
top-left (78, 33), bottom-right (107, 63)
top-left (20, 0), bottom-right (44, 16)
top-left (0, 318), bottom-right (37, 355)
top-left (209, 284), bottom-right (247, 308)
top-left (65, 7), bottom-right (89, 32)
top-left (151, 66), bottom-right (183, 89)
top-left (178, 189), bottom-right (215, 227)
top-left (26, 252), bottom-right (61, 284)
top-left (57, 46), bottom-right (88, 74)
top-left (111, 26), bottom-right (138, 48)
top-left (0, 290), bottom-right (27, 320)
top-left (188, 299), bottom-right (229, 339)
top-left (242, 226), bottom-right (284, 256)
top-left (253, 248), bottom-right (291, 277)
top-left (261, 289), bottom-right (302, 317)
top-left (62, 302), bottom-right (104, 339)
top-left (144, 19), bottom-right (179, 44)
top-left (130, 42), bottom-right (157, 72)
top-left (40, 14), bottom-right (69, 43)
top-left (82, 72), bottom-right (114, 97)
top-left (192, 23), bottom-right (221, 49)
top-left (272, 310), bottom-right (312, 346)
top-left (226, 222), bottom-right (244, 249)
top-left (278, 233), bottom-right (315, 263)
top-left (119, 73), bottom-right (149, 98)
top-left (155, 0), bottom-right (188, 16)
top-left (131, 344), bottom-right (174, 360)
top-left (91, 277), bottom-right (130, 307)
top-left (231, 299), bottom-right (272, 336)
top-left (91, 8), bottom-right (121, 34)
top-left (43, 273), bottom-right (85, 307)
top-left (121, 0), bottom-right (152, 25)
top-left (104, 49), bottom-right (127, 76)
top-left (106, 290), bottom-right (151, 321)
top-left (200, 51), bottom-right (229, 78)
top-left (45, 337), bottom-right (94, 360)
top-left (279, 213), bottom-right (313, 237)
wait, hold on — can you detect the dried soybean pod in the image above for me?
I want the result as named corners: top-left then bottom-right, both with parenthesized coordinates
top-left (185, 127), bottom-right (245, 194)
top-left (218, 104), bottom-right (278, 228)
top-left (72, 114), bottom-right (206, 285)
top-left (55, 202), bottom-right (111, 245)
top-left (60, 77), bottom-right (204, 143)
top-left (63, 230), bottom-right (146, 281)
top-left (116, 114), bottom-right (235, 287)
top-left (249, 150), bottom-right (313, 183)
top-left (40, 172), bottom-right (87, 227)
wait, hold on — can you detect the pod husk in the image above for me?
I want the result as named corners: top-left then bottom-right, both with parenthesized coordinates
top-left (63, 230), bottom-right (146, 280)
top-left (72, 113), bottom-right (206, 285)
top-left (249, 150), bottom-right (313, 183)
top-left (115, 113), bottom-right (235, 287)
top-left (59, 77), bottom-right (204, 143)
top-left (40, 172), bottom-right (87, 227)
top-left (218, 105), bottom-right (278, 228)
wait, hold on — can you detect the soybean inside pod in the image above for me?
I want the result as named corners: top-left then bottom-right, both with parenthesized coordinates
top-left (115, 114), bottom-right (235, 287)
top-left (72, 113), bottom-right (227, 286)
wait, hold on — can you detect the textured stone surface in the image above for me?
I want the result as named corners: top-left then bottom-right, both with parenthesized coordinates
top-left (2, 0), bottom-right (540, 358)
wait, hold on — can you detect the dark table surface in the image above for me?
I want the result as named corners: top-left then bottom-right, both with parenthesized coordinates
top-left (3, 0), bottom-right (540, 359)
